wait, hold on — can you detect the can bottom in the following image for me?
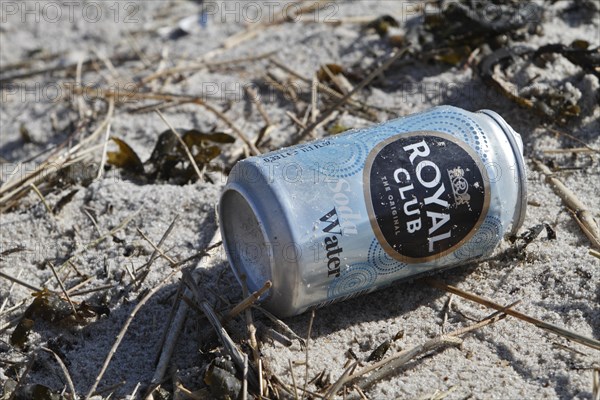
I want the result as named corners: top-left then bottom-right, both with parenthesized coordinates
top-left (220, 189), bottom-right (272, 294)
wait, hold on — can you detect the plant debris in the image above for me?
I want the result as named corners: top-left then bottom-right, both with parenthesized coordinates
top-left (10, 289), bottom-right (109, 349)
top-left (106, 129), bottom-right (235, 184)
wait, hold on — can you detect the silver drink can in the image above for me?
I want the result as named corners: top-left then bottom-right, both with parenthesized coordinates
top-left (219, 106), bottom-right (526, 317)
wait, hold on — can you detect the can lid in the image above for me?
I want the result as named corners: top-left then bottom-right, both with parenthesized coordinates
top-left (220, 186), bottom-right (273, 294)
top-left (477, 109), bottom-right (527, 236)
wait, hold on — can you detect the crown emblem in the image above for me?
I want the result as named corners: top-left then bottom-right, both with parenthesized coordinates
top-left (447, 167), bottom-right (471, 205)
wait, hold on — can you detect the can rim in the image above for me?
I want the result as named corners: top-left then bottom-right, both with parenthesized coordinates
top-left (477, 109), bottom-right (527, 236)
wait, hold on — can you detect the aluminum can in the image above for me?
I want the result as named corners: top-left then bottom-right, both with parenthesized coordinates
top-left (219, 106), bottom-right (526, 317)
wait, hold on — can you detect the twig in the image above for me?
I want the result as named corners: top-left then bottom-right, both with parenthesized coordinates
top-left (243, 354), bottom-right (249, 400)
top-left (269, 58), bottom-right (380, 119)
top-left (137, 215), bottom-right (179, 278)
top-left (48, 262), bottom-right (77, 316)
top-left (593, 368), bottom-right (599, 400)
top-left (297, 48), bottom-right (407, 140)
top-left (0, 271), bottom-right (43, 292)
top-left (241, 276), bottom-right (260, 367)
top-left (289, 359), bottom-right (300, 400)
top-left (253, 305), bottom-right (307, 347)
top-left (590, 249), bottom-right (600, 260)
top-left (155, 109), bottom-right (203, 181)
top-left (548, 127), bottom-right (600, 154)
top-left (96, 98), bottom-right (115, 180)
top-left (84, 270), bottom-right (179, 400)
top-left (41, 347), bottom-right (77, 398)
top-left (244, 85), bottom-right (272, 126)
top-left (534, 159), bottom-right (600, 249)
top-left (302, 310), bottom-right (315, 400)
top-left (324, 362), bottom-right (358, 400)
top-left (347, 310), bottom-right (511, 395)
top-left (147, 230), bottom-right (221, 397)
top-left (0, 270), bottom-right (22, 315)
top-left (425, 278), bottom-right (600, 351)
top-left (57, 209), bottom-right (140, 271)
top-left (222, 280), bottom-right (272, 324)
top-left (136, 228), bottom-right (177, 267)
top-left (441, 294), bottom-right (453, 334)
top-left (200, 300), bottom-right (259, 389)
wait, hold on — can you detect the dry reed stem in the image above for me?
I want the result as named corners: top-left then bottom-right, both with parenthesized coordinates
top-left (136, 228), bottom-right (178, 267)
top-left (342, 308), bottom-right (511, 397)
top-left (426, 278), bottom-right (600, 351)
top-left (302, 310), bottom-right (316, 400)
top-left (534, 159), bottom-right (600, 249)
top-left (269, 58), bottom-right (379, 119)
top-left (147, 230), bottom-right (222, 396)
top-left (222, 280), bottom-right (273, 324)
top-left (48, 262), bottom-right (77, 316)
top-left (593, 368), bottom-right (599, 400)
top-left (253, 305), bottom-right (307, 347)
top-left (0, 98), bottom-right (114, 208)
top-left (240, 277), bottom-right (261, 368)
top-left (0, 271), bottom-right (43, 293)
top-left (289, 359), bottom-right (300, 400)
top-left (0, 270), bottom-right (22, 315)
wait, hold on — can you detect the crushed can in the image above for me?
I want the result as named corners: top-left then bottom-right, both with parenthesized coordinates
top-left (219, 105), bottom-right (527, 317)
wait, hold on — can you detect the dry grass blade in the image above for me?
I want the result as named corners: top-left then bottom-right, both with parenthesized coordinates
top-left (97, 99), bottom-right (115, 180)
top-left (302, 310), bottom-right (315, 400)
top-left (48, 262), bottom-right (77, 316)
top-left (41, 346), bottom-right (77, 398)
top-left (29, 183), bottom-right (53, 216)
top-left (426, 278), bottom-right (600, 351)
top-left (534, 159), bottom-right (600, 249)
top-left (57, 209), bottom-right (140, 272)
top-left (84, 270), bottom-right (178, 400)
top-left (0, 270), bottom-right (22, 315)
top-left (0, 271), bottom-right (43, 293)
top-left (296, 48), bottom-right (407, 141)
top-left (243, 353), bottom-right (249, 400)
top-left (0, 97), bottom-right (115, 209)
